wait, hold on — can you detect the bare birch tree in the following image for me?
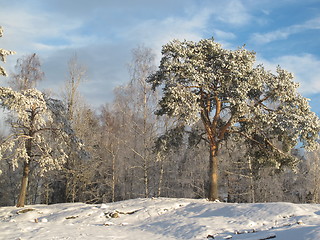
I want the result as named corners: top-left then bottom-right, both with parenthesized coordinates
top-left (9, 53), bottom-right (44, 91)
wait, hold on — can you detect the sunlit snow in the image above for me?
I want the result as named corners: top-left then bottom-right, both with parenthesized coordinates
top-left (1, 198), bottom-right (320, 239)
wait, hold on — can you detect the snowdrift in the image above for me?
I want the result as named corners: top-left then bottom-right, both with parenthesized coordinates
top-left (1, 198), bottom-right (320, 239)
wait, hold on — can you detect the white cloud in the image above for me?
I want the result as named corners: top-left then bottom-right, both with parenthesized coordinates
top-left (257, 54), bottom-right (320, 95)
top-left (121, 8), bottom-right (213, 56)
top-left (216, 0), bottom-right (251, 26)
top-left (251, 17), bottom-right (320, 44)
top-left (2, 0), bottom-right (318, 108)
top-left (212, 30), bottom-right (237, 40)
top-left (0, 9), bottom-right (82, 49)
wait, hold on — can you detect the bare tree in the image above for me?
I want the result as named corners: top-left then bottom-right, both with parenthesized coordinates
top-left (9, 53), bottom-right (44, 91)
top-left (59, 54), bottom-right (87, 202)
top-left (127, 45), bottom-right (157, 197)
top-left (62, 54), bottom-right (86, 122)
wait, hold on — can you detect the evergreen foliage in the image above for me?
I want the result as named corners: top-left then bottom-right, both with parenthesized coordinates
top-left (148, 38), bottom-right (320, 199)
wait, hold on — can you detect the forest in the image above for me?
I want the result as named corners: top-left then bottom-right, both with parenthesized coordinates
top-left (0, 27), bottom-right (320, 207)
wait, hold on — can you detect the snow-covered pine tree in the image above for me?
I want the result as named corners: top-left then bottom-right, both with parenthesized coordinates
top-left (0, 87), bottom-right (87, 207)
top-left (148, 38), bottom-right (320, 201)
top-left (0, 88), bottom-right (70, 207)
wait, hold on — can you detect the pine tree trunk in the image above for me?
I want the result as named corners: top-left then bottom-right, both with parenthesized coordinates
top-left (16, 161), bottom-right (30, 207)
top-left (208, 144), bottom-right (219, 201)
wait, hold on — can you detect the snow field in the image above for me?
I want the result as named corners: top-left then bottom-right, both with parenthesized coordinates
top-left (1, 198), bottom-right (320, 240)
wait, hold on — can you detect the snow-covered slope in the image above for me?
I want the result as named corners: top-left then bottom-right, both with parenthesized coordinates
top-left (1, 198), bottom-right (320, 240)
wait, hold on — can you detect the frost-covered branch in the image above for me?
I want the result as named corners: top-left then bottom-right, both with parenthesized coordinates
top-left (0, 26), bottom-right (16, 76)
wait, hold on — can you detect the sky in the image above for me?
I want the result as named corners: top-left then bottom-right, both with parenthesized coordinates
top-left (0, 0), bottom-right (319, 115)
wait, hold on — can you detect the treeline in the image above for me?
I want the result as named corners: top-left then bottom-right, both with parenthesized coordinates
top-left (0, 45), bottom-right (319, 206)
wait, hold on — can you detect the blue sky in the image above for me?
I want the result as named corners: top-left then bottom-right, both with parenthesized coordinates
top-left (0, 0), bottom-right (319, 116)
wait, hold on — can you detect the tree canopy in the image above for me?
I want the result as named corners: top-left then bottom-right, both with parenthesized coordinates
top-left (148, 38), bottom-right (320, 200)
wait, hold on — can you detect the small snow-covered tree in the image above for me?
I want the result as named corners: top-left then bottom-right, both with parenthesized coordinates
top-left (0, 26), bottom-right (15, 76)
top-left (148, 38), bottom-right (320, 201)
top-left (46, 97), bottom-right (88, 203)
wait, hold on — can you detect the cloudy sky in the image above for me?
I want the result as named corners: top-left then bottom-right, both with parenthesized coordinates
top-left (0, 0), bottom-right (319, 115)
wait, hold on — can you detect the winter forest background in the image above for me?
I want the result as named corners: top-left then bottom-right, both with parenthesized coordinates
top-left (0, 27), bottom-right (320, 207)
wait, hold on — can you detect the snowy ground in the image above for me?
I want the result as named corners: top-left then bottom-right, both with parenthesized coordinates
top-left (1, 198), bottom-right (320, 240)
